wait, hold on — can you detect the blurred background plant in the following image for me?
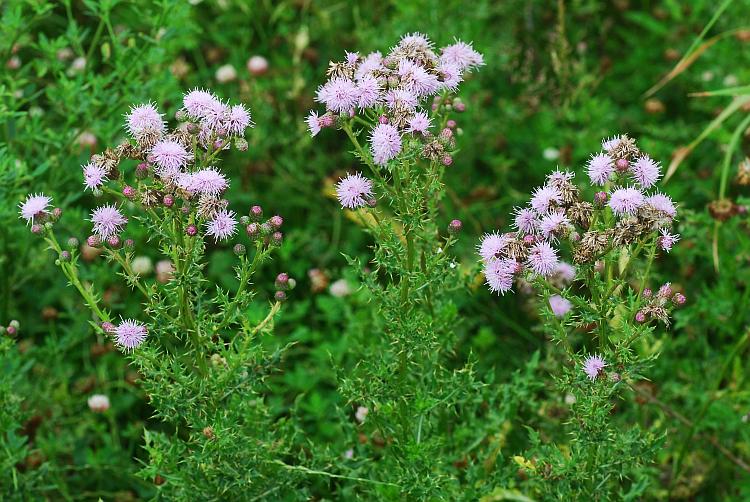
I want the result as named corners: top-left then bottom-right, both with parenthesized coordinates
top-left (2, 0), bottom-right (750, 499)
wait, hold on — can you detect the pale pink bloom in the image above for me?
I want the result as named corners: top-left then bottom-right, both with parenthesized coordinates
top-left (440, 40), bottom-right (484, 71)
top-left (205, 209), bottom-right (238, 242)
top-left (370, 123), bottom-right (401, 165)
top-left (87, 394), bottom-right (110, 413)
top-left (608, 187), bottom-right (645, 215)
top-left (354, 51), bottom-right (383, 81)
top-left (356, 74), bottom-right (382, 109)
top-left (547, 169), bottom-right (575, 184)
top-left (631, 155), bottom-right (661, 189)
top-left (114, 319), bottom-right (148, 351)
top-left (437, 62), bottom-right (463, 90)
top-left (345, 51), bottom-right (360, 66)
top-left (83, 162), bottom-right (108, 191)
top-left (385, 89), bottom-right (418, 110)
top-left (200, 99), bottom-right (230, 131)
top-left (151, 140), bottom-right (191, 174)
top-left (19, 193), bottom-right (52, 224)
top-left (316, 77), bottom-right (358, 113)
top-left (306, 110), bottom-right (322, 137)
top-left (583, 354), bottom-right (606, 381)
top-left (587, 152), bottom-right (614, 185)
top-left (484, 258), bottom-right (516, 294)
top-left (530, 185), bottom-right (562, 214)
top-left (406, 112), bottom-right (432, 134)
top-left (90, 205), bottom-right (127, 239)
top-left (478, 232), bottom-right (508, 263)
top-left (215, 64), bottom-right (237, 83)
top-left (513, 207), bottom-right (538, 234)
top-left (125, 102), bottom-right (165, 139)
top-left (246, 55), bottom-right (269, 76)
top-left (527, 241), bottom-right (558, 276)
top-left (183, 88), bottom-right (220, 118)
top-left (549, 294), bottom-right (572, 318)
top-left (355, 406), bottom-right (368, 423)
top-left (224, 104), bottom-right (252, 136)
top-left (398, 59), bottom-right (440, 96)
top-left (399, 32), bottom-right (434, 50)
top-left (601, 135), bottom-right (622, 152)
top-left (156, 260), bottom-right (174, 284)
top-left (645, 193), bottom-right (677, 218)
top-left (553, 262), bottom-right (576, 284)
top-left (336, 173), bottom-right (373, 209)
top-left (182, 168), bottom-right (229, 196)
top-left (539, 210), bottom-right (570, 241)
top-left (659, 229), bottom-right (680, 252)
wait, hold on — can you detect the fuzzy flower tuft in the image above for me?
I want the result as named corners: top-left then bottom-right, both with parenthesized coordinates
top-left (513, 207), bottom-right (538, 234)
top-left (151, 140), bottom-right (191, 176)
top-left (440, 40), bottom-right (484, 71)
top-left (608, 187), bottom-right (645, 216)
top-left (478, 232), bottom-right (508, 263)
top-left (205, 209), bottom-right (238, 242)
top-left (549, 295), bottom-right (572, 318)
top-left (370, 123), bottom-right (401, 165)
top-left (645, 193), bottom-right (677, 218)
top-left (224, 104), bottom-right (253, 136)
top-left (587, 152), bottom-right (614, 186)
top-left (181, 168), bottom-right (229, 196)
top-left (539, 210), bottom-right (570, 241)
top-left (631, 155), bottom-right (661, 189)
top-left (356, 74), bottom-right (382, 109)
top-left (82, 162), bottom-right (108, 191)
top-left (306, 110), bottom-right (322, 137)
top-left (336, 173), bottom-right (373, 209)
top-left (530, 185), bottom-right (562, 215)
top-left (583, 354), bottom-right (607, 381)
top-left (659, 228), bottom-right (680, 252)
top-left (125, 102), bottom-right (165, 138)
top-left (527, 241), bottom-right (559, 276)
top-left (183, 88), bottom-right (220, 118)
top-left (19, 193), bottom-right (52, 224)
top-left (484, 258), bottom-right (516, 295)
top-left (90, 205), bottom-right (127, 239)
top-left (406, 111), bottom-right (432, 135)
top-left (316, 77), bottom-right (358, 113)
top-left (113, 319), bottom-right (148, 351)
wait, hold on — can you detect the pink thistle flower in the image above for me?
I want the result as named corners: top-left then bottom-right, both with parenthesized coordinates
top-left (526, 241), bottom-right (559, 276)
top-left (539, 210), bottom-right (570, 241)
top-left (19, 193), bottom-right (52, 224)
top-left (370, 123), bottom-right (401, 165)
top-left (513, 207), bottom-right (539, 234)
top-left (547, 170), bottom-right (575, 184)
top-left (354, 51), bottom-right (384, 81)
top-left (82, 162), bottom-right (108, 191)
top-left (440, 40), bottom-right (484, 71)
top-left (608, 187), bottom-right (645, 216)
top-left (437, 62), bottom-right (463, 91)
top-left (356, 74), bottom-right (382, 109)
top-left (200, 99), bottom-right (230, 132)
top-left (224, 104), bottom-right (253, 136)
top-left (385, 89), bottom-right (418, 111)
top-left (658, 228), bottom-right (680, 252)
top-left (583, 354), bottom-right (606, 381)
top-left (631, 155), bottom-right (661, 189)
top-left (549, 294), bottom-right (572, 318)
top-left (601, 135), bottom-right (622, 152)
top-left (406, 111), bottom-right (432, 134)
top-left (113, 318), bottom-right (148, 351)
top-left (151, 140), bottom-right (191, 175)
top-left (205, 209), bottom-right (238, 242)
top-left (345, 51), bottom-right (360, 66)
top-left (398, 59), bottom-right (440, 96)
top-left (587, 152), bottom-right (614, 186)
top-left (645, 193), bottom-right (677, 218)
top-left (478, 232), bottom-right (508, 263)
top-left (316, 77), bottom-right (358, 113)
top-left (336, 172), bottom-right (374, 209)
top-left (185, 168), bottom-right (229, 196)
top-left (399, 32), bottom-right (434, 50)
top-left (484, 258), bottom-right (517, 295)
top-left (183, 88), bottom-right (220, 118)
top-left (306, 110), bottom-right (322, 137)
top-left (125, 102), bottom-right (165, 139)
top-left (90, 205), bottom-right (127, 239)
top-left (530, 185), bottom-right (562, 214)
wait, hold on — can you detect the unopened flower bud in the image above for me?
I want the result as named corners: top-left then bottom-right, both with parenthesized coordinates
top-left (271, 231), bottom-right (283, 246)
top-left (107, 235), bottom-right (121, 248)
top-left (213, 139), bottom-right (224, 150)
top-left (60, 250), bottom-right (72, 262)
top-left (274, 290), bottom-right (287, 302)
top-left (202, 426), bottom-right (215, 439)
top-left (187, 122), bottom-right (199, 134)
top-left (52, 207), bottom-right (63, 220)
top-left (87, 235), bottom-right (101, 248)
top-left (523, 234), bottom-right (536, 245)
top-left (246, 223), bottom-right (260, 238)
top-left (186, 224), bottom-right (198, 237)
top-left (175, 109), bottom-right (187, 121)
top-left (124, 239), bottom-right (134, 249)
top-left (441, 128), bottom-right (453, 139)
top-left (448, 219), bottom-right (462, 234)
top-left (250, 205), bottom-right (263, 220)
top-left (163, 195), bottom-right (174, 207)
top-left (246, 55), bottom-right (269, 76)
top-left (635, 311), bottom-right (646, 323)
top-left (9, 320), bottom-right (20, 330)
top-left (67, 237), bottom-right (79, 249)
top-left (239, 215), bottom-right (250, 226)
top-left (101, 322), bottom-right (115, 333)
top-left (442, 155), bottom-right (453, 166)
top-left (269, 215), bottom-right (283, 228)
top-left (615, 158), bottom-right (629, 172)
top-left (233, 243), bottom-right (246, 256)
top-left (378, 115), bottom-right (388, 124)
top-left (123, 185), bottom-right (136, 198)
top-left (275, 273), bottom-right (290, 290)
top-left (181, 205), bottom-right (190, 215)
top-left (31, 224), bottom-right (43, 235)
top-left (673, 293), bottom-right (686, 305)
top-left (594, 191), bottom-right (608, 206)
top-left (454, 101), bottom-right (466, 112)
top-left (235, 138), bottom-right (248, 152)
top-left (610, 372), bottom-right (621, 382)
top-left (447, 119), bottom-right (457, 129)
top-left (6, 326), bottom-right (17, 336)
top-left (643, 288), bottom-right (652, 298)
top-left (135, 163), bottom-right (149, 179)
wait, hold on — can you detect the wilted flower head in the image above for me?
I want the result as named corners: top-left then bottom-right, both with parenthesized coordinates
top-left (370, 123), bottom-right (401, 165)
top-left (583, 354), bottom-right (606, 381)
top-left (114, 319), bottom-right (148, 351)
top-left (205, 209), bottom-right (238, 242)
top-left (336, 173), bottom-right (374, 209)
top-left (90, 205), bottom-right (127, 239)
top-left (82, 162), bottom-right (108, 191)
top-left (19, 193), bottom-right (52, 224)
top-left (608, 187), bottom-right (644, 215)
top-left (125, 102), bottom-right (165, 139)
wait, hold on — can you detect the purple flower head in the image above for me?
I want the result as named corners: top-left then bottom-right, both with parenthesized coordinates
top-left (530, 185), bottom-right (562, 214)
top-left (399, 32), bottom-right (434, 50)
top-left (336, 172), bottom-right (374, 209)
top-left (437, 62), bottom-right (463, 90)
top-left (587, 152), bottom-right (614, 186)
top-left (114, 318), bottom-right (148, 351)
top-left (608, 187), bottom-right (645, 216)
top-left (183, 88), bottom-right (220, 118)
top-left (631, 155), bottom-right (661, 189)
top-left (398, 59), bottom-right (440, 96)
top-left (478, 232), bottom-right (508, 263)
top-left (583, 354), bottom-right (607, 381)
top-left (224, 104), bottom-right (253, 136)
top-left (440, 40), bottom-right (484, 71)
top-left (90, 205), bottom-right (127, 239)
top-left (645, 193), bottom-right (677, 218)
top-left (370, 123), bottom-right (401, 165)
top-left (527, 241), bottom-right (559, 276)
top-left (539, 210), bottom-right (570, 241)
top-left (19, 193), bottom-right (52, 224)
top-left (547, 170), bottom-right (574, 184)
top-left (151, 140), bottom-right (191, 176)
top-left (82, 162), bottom-right (108, 191)
top-left (513, 207), bottom-right (539, 234)
top-left (356, 74), bottom-right (382, 109)
top-left (306, 111), bottom-right (322, 137)
top-left (125, 102), bottom-right (165, 138)
top-left (316, 77), bottom-right (358, 113)
top-left (406, 111), bottom-right (432, 135)
top-left (345, 51), bottom-right (360, 66)
top-left (484, 258), bottom-right (516, 295)
top-left (200, 99), bottom-right (230, 132)
top-left (354, 51), bottom-right (384, 81)
top-left (182, 168), bottom-right (229, 196)
top-left (549, 294), bottom-right (572, 318)
top-left (659, 228), bottom-right (680, 252)
top-left (205, 209), bottom-right (238, 242)
top-left (601, 135), bottom-right (622, 152)
top-left (385, 89), bottom-right (418, 111)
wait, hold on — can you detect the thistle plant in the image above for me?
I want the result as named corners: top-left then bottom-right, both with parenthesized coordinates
top-left (310, 33), bottom-right (485, 497)
top-left (479, 135), bottom-right (684, 498)
top-left (17, 90), bottom-right (301, 498)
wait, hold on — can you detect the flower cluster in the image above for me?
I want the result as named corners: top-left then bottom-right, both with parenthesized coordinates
top-left (636, 283), bottom-right (686, 325)
top-left (309, 33), bottom-right (483, 171)
top-left (479, 135), bottom-right (680, 295)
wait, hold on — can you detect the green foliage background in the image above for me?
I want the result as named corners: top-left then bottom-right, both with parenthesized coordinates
top-left (2, 0), bottom-right (750, 499)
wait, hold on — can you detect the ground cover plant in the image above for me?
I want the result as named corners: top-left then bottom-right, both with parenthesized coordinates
top-left (3, 0), bottom-right (750, 500)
